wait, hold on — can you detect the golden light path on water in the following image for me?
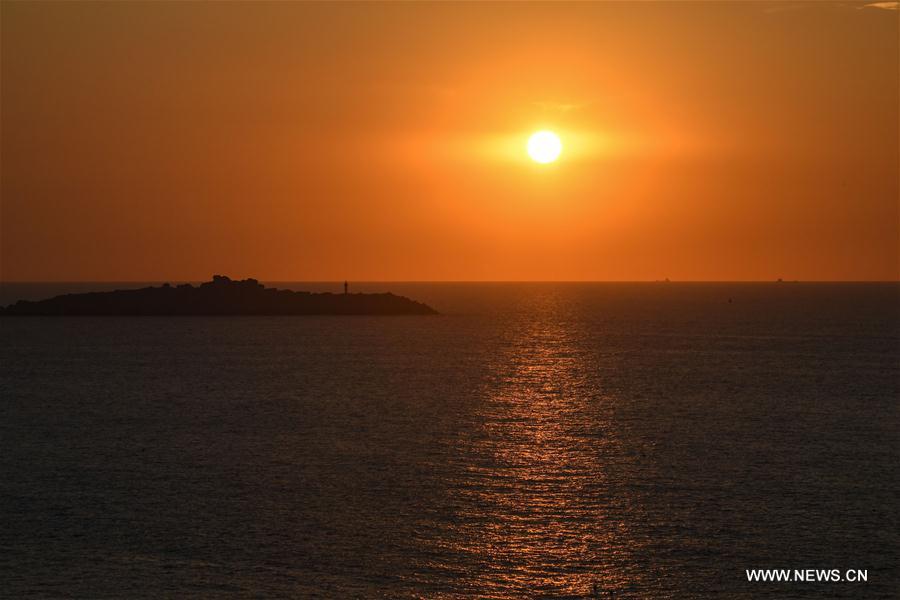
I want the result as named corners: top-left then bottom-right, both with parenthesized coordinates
top-left (436, 290), bottom-right (641, 598)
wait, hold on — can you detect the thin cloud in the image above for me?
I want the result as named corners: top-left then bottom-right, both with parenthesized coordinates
top-left (763, 1), bottom-right (898, 13)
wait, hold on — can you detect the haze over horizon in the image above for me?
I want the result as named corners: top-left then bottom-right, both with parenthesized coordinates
top-left (2, 1), bottom-right (898, 282)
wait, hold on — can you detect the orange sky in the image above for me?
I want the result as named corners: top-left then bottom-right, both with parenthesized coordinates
top-left (1, 1), bottom-right (897, 281)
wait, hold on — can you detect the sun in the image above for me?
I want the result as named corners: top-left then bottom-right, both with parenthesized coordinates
top-left (527, 130), bottom-right (562, 164)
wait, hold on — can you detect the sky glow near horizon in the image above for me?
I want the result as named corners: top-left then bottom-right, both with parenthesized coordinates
top-left (1, 1), bottom-right (897, 281)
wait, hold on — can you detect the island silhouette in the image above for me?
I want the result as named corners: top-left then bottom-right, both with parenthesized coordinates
top-left (0, 275), bottom-right (437, 316)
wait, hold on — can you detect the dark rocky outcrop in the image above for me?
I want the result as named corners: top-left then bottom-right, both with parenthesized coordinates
top-left (0, 275), bottom-right (437, 316)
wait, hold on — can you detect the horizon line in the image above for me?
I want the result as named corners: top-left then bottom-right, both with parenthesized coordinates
top-left (2, 279), bottom-right (898, 284)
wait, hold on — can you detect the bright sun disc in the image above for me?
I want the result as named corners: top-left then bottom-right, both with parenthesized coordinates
top-left (527, 130), bottom-right (562, 163)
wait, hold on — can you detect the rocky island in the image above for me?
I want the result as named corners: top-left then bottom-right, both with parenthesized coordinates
top-left (0, 276), bottom-right (437, 316)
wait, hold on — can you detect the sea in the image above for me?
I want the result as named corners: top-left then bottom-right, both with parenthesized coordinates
top-left (1, 282), bottom-right (898, 599)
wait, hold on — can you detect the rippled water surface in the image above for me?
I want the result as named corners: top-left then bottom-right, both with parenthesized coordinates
top-left (1, 283), bottom-right (898, 598)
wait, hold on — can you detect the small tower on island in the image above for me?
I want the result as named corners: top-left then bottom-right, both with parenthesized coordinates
top-left (344, 281), bottom-right (348, 295)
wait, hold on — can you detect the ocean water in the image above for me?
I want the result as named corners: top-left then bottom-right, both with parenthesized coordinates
top-left (1, 282), bottom-right (898, 599)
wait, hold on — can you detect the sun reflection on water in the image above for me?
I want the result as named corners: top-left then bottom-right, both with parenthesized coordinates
top-left (445, 291), bottom-right (639, 598)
